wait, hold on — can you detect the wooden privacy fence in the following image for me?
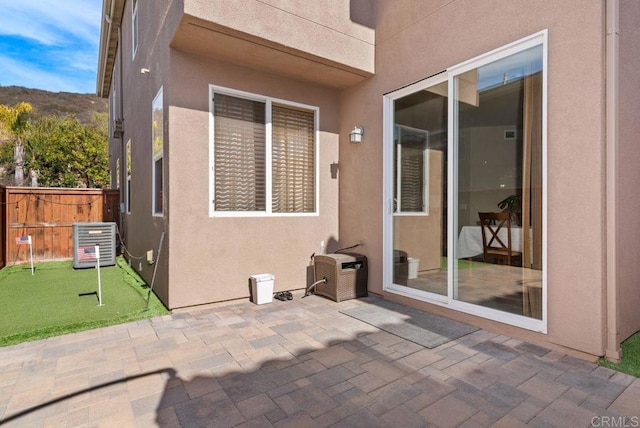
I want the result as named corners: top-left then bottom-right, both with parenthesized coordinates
top-left (0, 187), bottom-right (119, 268)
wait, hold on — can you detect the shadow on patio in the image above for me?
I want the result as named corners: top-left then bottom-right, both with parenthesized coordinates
top-left (0, 294), bottom-right (635, 426)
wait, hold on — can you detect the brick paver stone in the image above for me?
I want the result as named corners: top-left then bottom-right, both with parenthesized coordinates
top-left (0, 293), bottom-right (638, 427)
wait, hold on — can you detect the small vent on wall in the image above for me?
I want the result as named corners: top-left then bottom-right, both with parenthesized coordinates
top-left (504, 130), bottom-right (517, 140)
top-left (113, 119), bottom-right (124, 138)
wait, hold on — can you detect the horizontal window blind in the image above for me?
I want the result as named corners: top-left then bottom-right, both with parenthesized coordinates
top-left (272, 105), bottom-right (315, 213)
top-left (214, 93), bottom-right (266, 211)
top-left (400, 145), bottom-right (424, 212)
top-left (394, 142), bottom-right (425, 213)
top-left (154, 159), bottom-right (163, 214)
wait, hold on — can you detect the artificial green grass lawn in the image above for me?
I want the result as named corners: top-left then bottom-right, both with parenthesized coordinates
top-left (440, 257), bottom-right (492, 270)
top-left (599, 332), bottom-right (640, 378)
top-left (0, 257), bottom-right (168, 347)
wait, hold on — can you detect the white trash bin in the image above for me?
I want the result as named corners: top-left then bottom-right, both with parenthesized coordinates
top-left (250, 274), bottom-right (275, 304)
top-left (407, 258), bottom-right (419, 279)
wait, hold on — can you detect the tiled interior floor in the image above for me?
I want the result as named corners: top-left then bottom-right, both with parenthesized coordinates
top-left (400, 262), bottom-right (543, 319)
top-left (0, 293), bottom-right (637, 427)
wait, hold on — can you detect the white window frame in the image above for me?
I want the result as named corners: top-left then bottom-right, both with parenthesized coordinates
top-left (112, 85), bottom-right (117, 121)
top-left (152, 87), bottom-right (163, 217)
top-left (131, 0), bottom-right (138, 60)
top-left (115, 157), bottom-right (120, 190)
top-left (208, 85), bottom-right (320, 218)
top-left (383, 30), bottom-right (548, 333)
top-left (126, 140), bottom-right (131, 214)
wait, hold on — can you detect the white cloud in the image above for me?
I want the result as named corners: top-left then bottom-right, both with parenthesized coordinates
top-left (0, 0), bottom-right (102, 93)
top-left (0, 0), bottom-right (101, 46)
top-left (60, 50), bottom-right (100, 73)
top-left (0, 54), bottom-right (88, 93)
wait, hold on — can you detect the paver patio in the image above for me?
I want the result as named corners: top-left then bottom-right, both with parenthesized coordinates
top-left (0, 293), bottom-right (638, 427)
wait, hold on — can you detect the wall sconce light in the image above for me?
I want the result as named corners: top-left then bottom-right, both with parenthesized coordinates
top-left (349, 126), bottom-right (364, 143)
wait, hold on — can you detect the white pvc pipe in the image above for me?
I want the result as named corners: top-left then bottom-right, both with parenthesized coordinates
top-left (605, 0), bottom-right (621, 362)
top-left (96, 245), bottom-right (103, 306)
top-left (145, 232), bottom-right (165, 310)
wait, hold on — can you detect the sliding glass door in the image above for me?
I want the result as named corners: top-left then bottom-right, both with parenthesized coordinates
top-left (391, 81), bottom-right (448, 297)
top-left (384, 31), bottom-right (546, 331)
top-left (453, 44), bottom-right (543, 320)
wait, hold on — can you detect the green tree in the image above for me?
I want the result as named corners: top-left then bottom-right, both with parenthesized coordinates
top-left (0, 102), bottom-right (33, 185)
top-left (0, 112), bottom-right (109, 188)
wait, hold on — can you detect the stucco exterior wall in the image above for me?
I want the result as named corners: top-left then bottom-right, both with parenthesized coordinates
top-left (166, 51), bottom-right (340, 308)
top-left (339, 0), bottom-right (607, 355)
top-left (180, 0), bottom-right (374, 74)
top-left (108, 0), bottom-right (343, 309)
top-left (616, 0), bottom-right (640, 342)
top-left (107, 0), bottom-right (180, 306)
top-left (99, 0), bottom-right (635, 356)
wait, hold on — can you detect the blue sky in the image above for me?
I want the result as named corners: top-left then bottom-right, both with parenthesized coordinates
top-left (0, 0), bottom-right (102, 94)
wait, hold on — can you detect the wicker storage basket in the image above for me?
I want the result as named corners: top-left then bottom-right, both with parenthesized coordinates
top-left (313, 253), bottom-right (368, 302)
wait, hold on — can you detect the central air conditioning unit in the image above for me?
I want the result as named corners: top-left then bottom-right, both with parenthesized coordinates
top-left (313, 253), bottom-right (368, 302)
top-left (112, 118), bottom-right (124, 138)
top-left (73, 222), bottom-right (117, 269)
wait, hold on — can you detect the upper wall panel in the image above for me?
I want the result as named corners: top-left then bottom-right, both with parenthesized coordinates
top-left (170, 0), bottom-right (375, 88)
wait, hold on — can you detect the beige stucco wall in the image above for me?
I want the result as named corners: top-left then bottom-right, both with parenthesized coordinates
top-left (110, 0), bottom-right (343, 309)
top-left (339, 0), bottom-right (607, 356)
top-left (166, 51), bottom-right (340, 308)
top-left (100, 0), bottom-right (635, 356)
top-left (616, 0), bottom-right (640, 342)
top-left (108, 0), bottom-right (362, 309)
top-left (107, 0), bottom-right (181, 306)
top-left (181, 0), bottom-right (374, 73)
top-left (170, 0), bottom-right (375, 89)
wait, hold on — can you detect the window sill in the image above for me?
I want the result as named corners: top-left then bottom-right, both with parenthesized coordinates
top-left (209, 211), bottom-right (319, 218)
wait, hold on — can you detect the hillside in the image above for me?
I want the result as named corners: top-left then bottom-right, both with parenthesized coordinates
top-left (0, 85), bottom-right (108, 124)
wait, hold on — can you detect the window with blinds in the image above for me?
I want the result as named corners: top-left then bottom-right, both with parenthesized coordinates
top-left (212, 89), bottom-right (317, 215)
top-left (272, 105), bottom-right (315, 213)
top-left (132, 0), bottom-right (138, 59)
top-left (152, 87), bottom-right (164, 216)
top-left (394, 124), bottom-right (429, 214)
top-left (399, 145), bottom-right (425, 212)
top-left (214, 93), bottom-right (266, 211)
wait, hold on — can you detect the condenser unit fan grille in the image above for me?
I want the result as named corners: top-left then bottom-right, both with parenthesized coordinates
top-left (73, 222), bottom-right (116, 268)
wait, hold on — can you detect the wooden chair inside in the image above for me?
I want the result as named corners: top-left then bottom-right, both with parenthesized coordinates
top-left (478, 212), bottom-right (522, 266)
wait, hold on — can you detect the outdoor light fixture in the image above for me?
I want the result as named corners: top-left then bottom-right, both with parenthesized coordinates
top-left (349, 126), bottom-right (364, 143)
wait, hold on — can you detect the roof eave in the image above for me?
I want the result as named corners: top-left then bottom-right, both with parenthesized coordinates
top-left (96, 0), bottom-right (125, 98)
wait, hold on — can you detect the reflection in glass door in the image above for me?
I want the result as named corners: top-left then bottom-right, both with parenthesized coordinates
top-left (453, 45), bottom-right (543, 320)
top-left (385, 31), bottom-right (546, 328)
top-left (392, 81), bottom-right (448, 296)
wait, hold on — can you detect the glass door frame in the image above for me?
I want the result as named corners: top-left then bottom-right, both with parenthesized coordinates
top-left (382, 30), bottom-right (548, 333)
